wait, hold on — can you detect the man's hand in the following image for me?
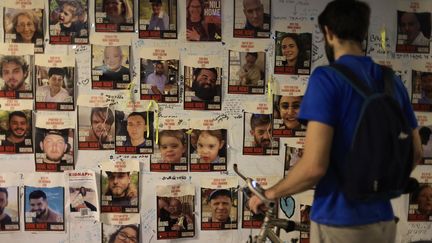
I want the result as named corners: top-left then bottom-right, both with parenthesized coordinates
top-left (248, 194), bottom-right (267, 214)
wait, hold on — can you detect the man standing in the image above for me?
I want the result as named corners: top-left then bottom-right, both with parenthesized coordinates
top-left (146, 62), bottom-right (168, 94)
top-left (0, 55), bottom-right (30, 92)
top-left (28, 190), bottom-right (62, 223)
top-left (400, 12), bottom-right (429, 46)
top-left (191, 68), bottom-right (219, 101)
top-left (104, 172), bottom-right (137, 206)
top-left (3, 111), bottom-right (31, 148)
top-left (243, 0), bottom-right (270, 31)
top-left (249, 1), bottom-right (422, 242)
top-left (208, 189), bottom-right (232, 223)
top-left (37, 67), bottom-right (71, 102)
top-left (0, 188), bottom-right (12, 229)
top-left (39, 130), bottom-right (69, 164)
top-left (249, 114), bottom-right (272, 149)
top-left (148, 0), bottom-right (169, 30)
top-left (238, 52), bottom-right (262, 86)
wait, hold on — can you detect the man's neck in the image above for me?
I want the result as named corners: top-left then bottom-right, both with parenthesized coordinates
top-left (49, 87), bottom-right (61, 97)
top-left (334, 40), bottom-right (364, 60)
top-left (44, 158), bottom-right (61, 164)
top-left (131, 137), bottom-right (145, 146)
top-left (7, 135), bottom-right (25, 144)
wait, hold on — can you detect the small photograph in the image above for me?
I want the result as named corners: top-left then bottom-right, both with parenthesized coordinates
top-left (115, 110), bottom-right (154, 154)
top-left (157, 196), bottom-right (195, 239)
top-left (102, 224), bottom-right (139, 243)
top-left (396, 11), bottom-right (431, 53)
top-left (24, 186), bottom-right (64, 231)
top-left (69, 186), bottom-right (97, 213)
top-left (419, 126), bottom-right (432, 164)
top-left (274, 31), bottom-right (312, 75)
top-left (284, 145), bottom-right (304, 176)
top-left (150, 129), bottom-right (188, 172)
top-left (100, 171), bottom-right (139, 213)
top-left (95, 0), bottom-right (134, 32)
top-left (3, 8), bottom-right (44, 53)
top-left (184, 66), bottom-right (222, 110)
top-left (78, 106), bottom-right (115, 150)
top-left (92, 45), bottom-right (131, 90)
top-left (49, 0), bottom-right (89, 45)
top-left (34, 128), bottom-right (74, 172)
top-left (241, 193), bottom-right (264, 228)
top-left (272, 95), bottom-right (306, 137)
top-left (412, 70), bottom-right (432, 111)
top-left (35, 66), bottom-right (74, 111)
top-left (140, 59), bottom-right (179, 102)
top-left (408, 183), bottom-right (432, 221)
top-left (0, 110), bottom-right (33, 154)
top-left (243, 112), bottom-right (280, 155)
top-left (299, 204), bottom-right (311, 243)
top-left (139, 0), bottom-right (177, 39)
top-left (190, 129), bottom-right (227, 172)
top-left (201, 188), bottom-right (238, 230)
top-left (233, 0), bottom-right (271, 38)
top-left (0, 186), bottom-right (19, 231)
top-left (186, 0), bottom-right (222, 41)
top-left (0, 55), bottom-right (33, 99)
top-left (228, 51), bottom-right (265, 94)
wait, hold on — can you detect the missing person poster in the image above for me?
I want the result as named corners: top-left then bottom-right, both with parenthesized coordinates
top-left (0, 173), bottom-right (20, 231)
top-left (95, 0), bottom-right (135, 32)
top-left (115, 101), bottom-right (154, 154)
top-left (157, 183), bottom-right (195, 239)
top-left (3, 2), bottom-right (45, 53)
top-left (78, 95), bottom-right (115, 150)
top-left (186, 0), bottom-right (221, 42)
top-left (396, 0), bottom-right (432, 54)
top-left (228, 41), bottom-right (266, 94)
top-left (233, 0), bottom-right (271, 38)
top-left (411, 61), bottom-right (432, 111)
top-left (35, 111), bottom-right (75, 172)
top-left (189, 118), bottom-right (227, 172)
top-left (409, 167), bottom-right (432, 221)
top-left (241, 176), bottom-right (279, 228)
top-left (201, 177), bottom-right (238, 230)
top-left (100, 159), bottom-right (139, 213)
top-left (243, 102), bottom-right (280, 156)
top-left (272, 80), bottom-right (307, 137)
top-left (184, 55), bottom-right (222, 110)
top-left (101, 223), bottom-right (140, 243)
top-left (375, 58), bottom-right (411, 94)
top-left (48, 0), bottom-right (89, 45)
top-left (35, 54), bottom-right (75, 111)
top-left (416, 112), bottom-right (432, 164)
top-left (150, 118), bottom-right (189, 172)
top-left (139, 0), bottom-right (177, 39)
top-left (299, 204), bottom-right (311, 243)
top-left (91, 34), bottom-right (131, 90)
top-left (274, 21), bottom-right (313, 75)
top-left (139, 47), bottom-right (180, 103)
top-left (23, 172), bottom-right (65, 232)
top-left (284, 138), bottom-right (305, 176)
top-left (68, 170), bottom-right (99, 221)
top-left (0, 99), bottom-right (33, 154)
top-left (0, 43), bottom-right (34, 99)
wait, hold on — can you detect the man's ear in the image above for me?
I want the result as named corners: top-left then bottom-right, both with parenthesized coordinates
top-left (324, 26), bottom-right (335, 43)
top-left (40, 141), bottom-right (44, 151)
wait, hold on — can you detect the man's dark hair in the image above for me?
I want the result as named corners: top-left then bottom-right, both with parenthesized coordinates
top-left (208, 189), bottom-right (232, 202)
top-left (8, 110), bottom-right (27, 124)
top-left (91, 107), bottom-right (114, 125)
top-left (410, 184), bottom-right (432, 203)
top-left (250, 114), bottom-right (271, 130)
top-left (29, 189), bottom-right (47, 200)
top-left (127, 112), bottom-right (146, 122)
top-left (43, 129), bottom-right (68, 143)
top-left (246, 52), bottom-right (258, 59)
top-left (0, 188), bottom-right (8, 198)
top-left (0, 55), bottom-right (29, 78)
top-left (318, 0), bottom-right (370, 43)
top-left (421, 71), bottom-right (432, 80)
top-left (419, 126), bottom-right (432, 145)
top-left (108, 225), bottom-right (139, 243)
top-left (48, 67), bottom-right (66, 78)
top-left (193, 68), bottom-right (218, 80)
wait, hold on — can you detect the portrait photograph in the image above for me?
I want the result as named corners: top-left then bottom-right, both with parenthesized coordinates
top-left (408, 183), bottom-right (432, 221)
top-left (228, 50), bottom-right (265, 94)
top-left (233, 0), bottom-right (271, 38)
top-left (412, 70), bottom-right (432, 111)
top-left (201, 188), bottom-right (238, 230)
top-left (78, 106), bottom-right (115, 150)
top-left (0, 186), bottom-right (19, 231)
top-left (284, 145), bottom-right (304, 176)
top-left (186, 0), bottom-right (222, 42)
top-left (100, 170), bottom-right (139, 213)
top-left (243, 112), bottom-right (280, 156)
top-left (95, 0), bottom-right (134, 32)
top-left (184, 66), bottom-right (222, 110)
top-left (69, 186), bottom-right (98, 214)
top-left (139, 0), bottom-right (177, 39)
top-left (102, 224), bottom-right (139, 243)
top-left (189, 129), bottom-right (227, 172)
top-left (49, 0), bottom-right (89, 45)
top-left (272, 94), bottom-right (306, 137)
top-left (140, 59), bottom-right (179, 103)
top-left (150, 129), bottom-right (188, 172)
top-left (0, 110), bottom-right (33, 154)
top-left (157, 195), bottom-right (195, 239)
top-left (396, 10), bottom-right (431, 53)
top-left (419, 125), bottom-right (432, 164)
top-left (0, 55), bottom-right (33, 99)
top-left (274, 31), bottom-right (312, 75)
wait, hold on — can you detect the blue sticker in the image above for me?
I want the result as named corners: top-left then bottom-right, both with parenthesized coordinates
top-left (280, 196), bottom-right (295, 218)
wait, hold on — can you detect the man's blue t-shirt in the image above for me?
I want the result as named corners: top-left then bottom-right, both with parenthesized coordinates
top-left (298, 55), bottom-right (418, 226)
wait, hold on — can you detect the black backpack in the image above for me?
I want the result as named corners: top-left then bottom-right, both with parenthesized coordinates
top-left (329, 63), bottom-right (414, 201)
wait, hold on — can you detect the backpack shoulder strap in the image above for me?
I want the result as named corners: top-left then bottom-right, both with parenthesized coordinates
top-left (329, 63), bottom-right (373, 98)
top-left (381, 65), bottom-right (396, 97)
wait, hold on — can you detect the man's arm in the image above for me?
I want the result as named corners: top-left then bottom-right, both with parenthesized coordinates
top-left (412, 128), bottom-right (423, 169)
top-left (249, 121), bottom-right (333, 213)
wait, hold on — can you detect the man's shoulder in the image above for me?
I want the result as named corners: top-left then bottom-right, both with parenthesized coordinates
top-left (0, 214), bottom-right (12, 224)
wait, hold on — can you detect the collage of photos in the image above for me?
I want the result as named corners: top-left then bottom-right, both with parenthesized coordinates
top-left (139, 0), bottom-right (177, 39)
